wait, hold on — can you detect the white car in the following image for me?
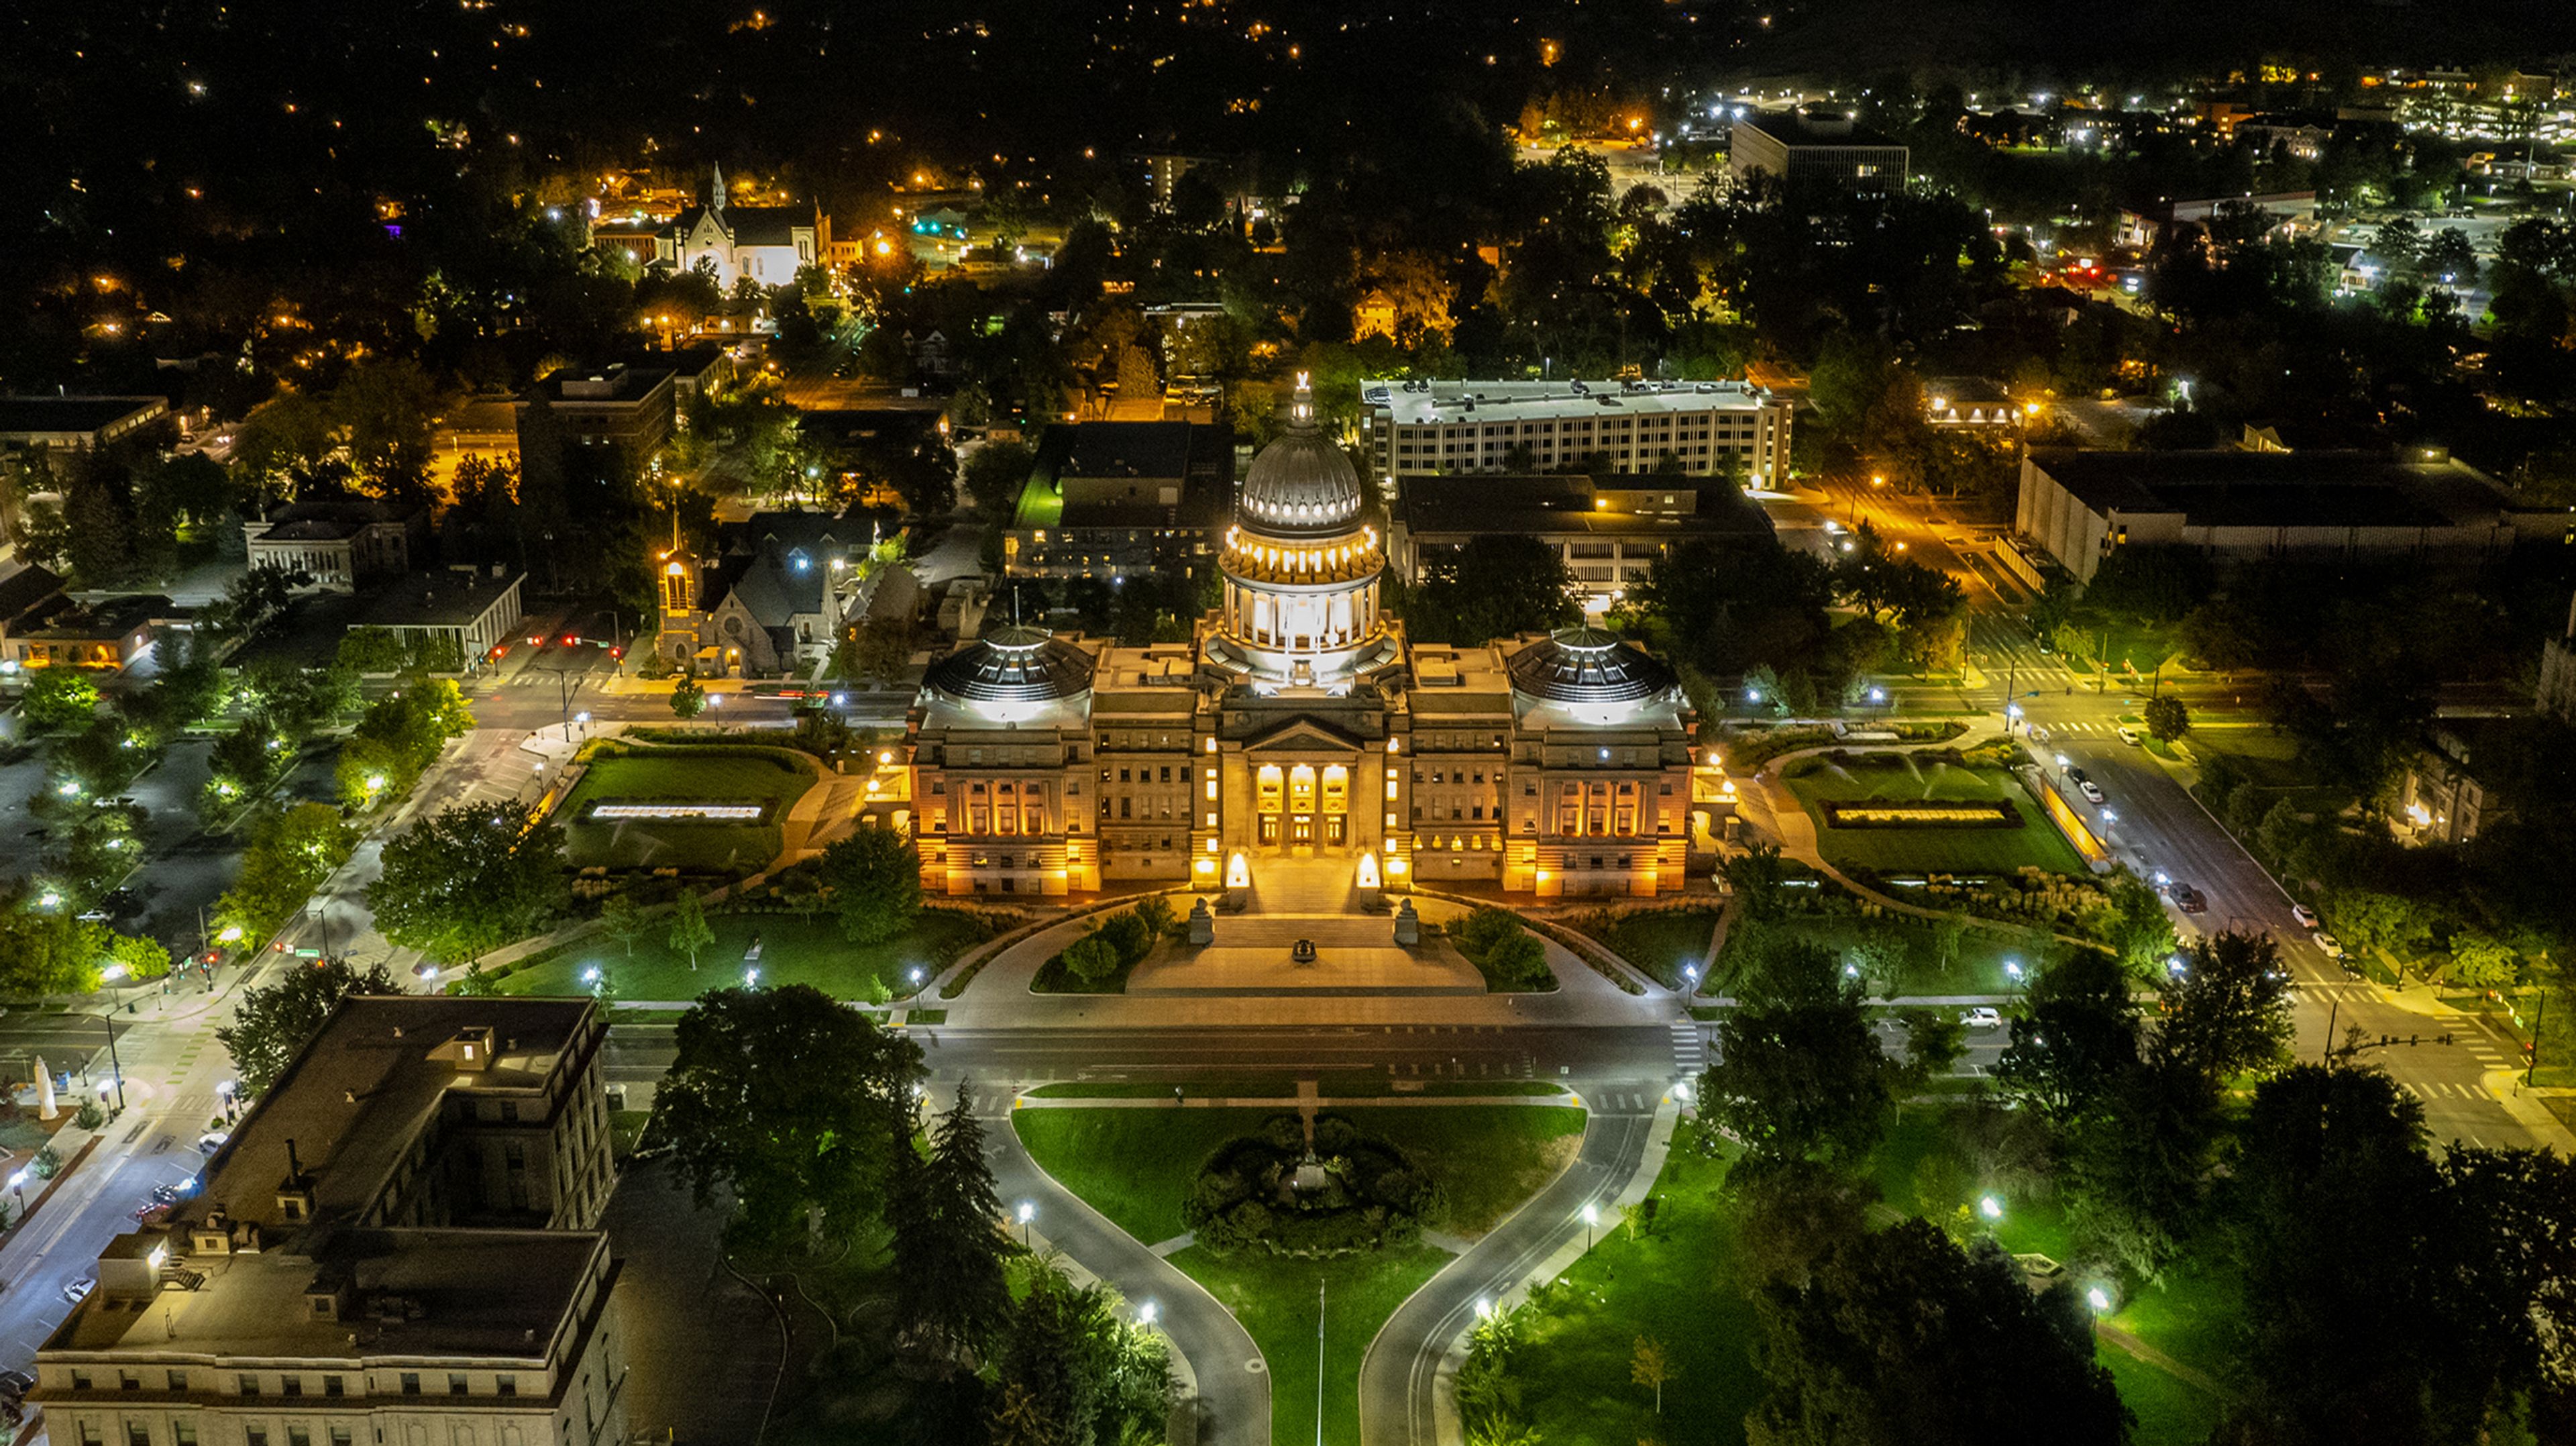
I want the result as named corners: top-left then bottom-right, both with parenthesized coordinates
top-left (2116, 725), bottom-right (2143, 745)
top-left (2078, 780), bottom-right (2106, 805)
top-left (61, 1278), bottom-right (93, 1305)
top-left (2312, 931), bottom-right (2346, 960)
top-left (2292, 904), bottom-right (2320, 930)
top-left (1962, 1006), bottom-right (2004, 1031)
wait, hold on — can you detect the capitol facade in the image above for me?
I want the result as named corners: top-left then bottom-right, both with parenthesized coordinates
top-left (902, 380), bottom-right (1717, 898)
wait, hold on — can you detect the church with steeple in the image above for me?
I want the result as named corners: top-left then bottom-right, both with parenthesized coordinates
top-left (654, 165), bottom-right (829, 287)
top-left (898, 379), bottom-right (1713, 899)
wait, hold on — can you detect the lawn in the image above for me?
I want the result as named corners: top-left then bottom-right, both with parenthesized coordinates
top-left (1018, 1104), bottom-right (1590, 1446)
top-left (495, 909), bottom-right (985, 1002)
top-left (1715, 913), bottom-right (2046, 996)
top-left (1582, 909), bottom-right (1723, 988)
top-left (1172, 1242), bottom-right (1450, 1446)
top-left (1504, 1133), bottom-right (1767, 1446)
top-left (559, 745), bottom-right (822, 874)
top-left (1782, 754), bottom-right (2088, 876)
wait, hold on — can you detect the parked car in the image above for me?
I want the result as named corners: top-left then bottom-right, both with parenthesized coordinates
top-left (2292, 904), bottom-right (2320, 930)
top-left (2170, 884), bottom-right (2207, 914)
top-left (2028, 725), bottom-right (2051, 743)
top-left (2313, 931), bottom-right (2346, 960)
top-left (2078, 779), bottom-right (2106, 805)
top-left (1962, 1006), bottom-right (2004, 1031)
top-left (61, 1278), bottom-right (93, 1305)
top-left (0, 1369), bottom-right (34, 1398)
top-left (2116, 725), bottom-right (2143, 745)
top-left (196, 1131), bottom-right (228, 1155)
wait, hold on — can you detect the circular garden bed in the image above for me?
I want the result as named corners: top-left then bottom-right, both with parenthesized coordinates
top-left (1184, 1114), bottom-right (1446, 1257)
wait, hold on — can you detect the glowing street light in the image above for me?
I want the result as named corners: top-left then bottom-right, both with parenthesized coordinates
top-left (1582, 1201), bottom-right (1600, 1249)
top-left (743, 966), bottom-right (761, 989)
top-left (1137, 1300), bottom-right (1158, 1328)
top-left (2086, 1284), bottom-right (2114, 1314)
top-left (1978, 1194), bottom-right (2004, 1222)
top-left (1016, 1200), bottom-right (1035, 1245)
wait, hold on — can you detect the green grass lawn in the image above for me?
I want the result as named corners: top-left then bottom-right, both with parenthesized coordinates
top-left (2104, 1347), bottom-right (2230, 1444)
top-left (1583, 909), bottom-right (1723, 988)
top-left (561, 745), bottom-right (821, 873)
top-left (1870, 1113), bottom-right (2074, 1262)
top-left (1506, 1133), bottom-right (1766, 1446)
top-left (1018, 1104), bottom-right (1590, 1446)
top-left (1782, 755), bottom-right (2088, 876)
top-left (1717, 913), bottom-right (2046, 996)
top-left (497, 909), bottom-right (984, 1002)
top-left (1172, 1242), bottom-right (1450, 1446)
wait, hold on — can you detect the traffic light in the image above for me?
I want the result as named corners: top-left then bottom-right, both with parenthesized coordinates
top-left (562, 634), bottom-right (580, 647)
top-left (610, 646), bottom-right (625, 661)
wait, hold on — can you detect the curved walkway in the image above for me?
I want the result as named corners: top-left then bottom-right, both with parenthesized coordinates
top-left (987, 1115), bottom-right (1270, 1446)
top-left (1360, 1098), bottom-right (1680, 1446)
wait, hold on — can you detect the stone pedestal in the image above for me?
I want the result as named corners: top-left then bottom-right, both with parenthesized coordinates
top-left (1187, 897), bottom-right (1215, 945)
top-left (1393, 899), bottom-right (1419, 946)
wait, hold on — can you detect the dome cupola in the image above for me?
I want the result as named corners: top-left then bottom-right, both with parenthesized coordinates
top-left (1237, 374), bottom-right (1367, 536)
top-left (923, 625), bottom-right (1095, 705)
top-left (1505, 627), bottom-right (1679, 705)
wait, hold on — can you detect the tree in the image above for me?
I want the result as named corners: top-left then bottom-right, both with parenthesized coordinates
top-left (1631, 1335), bottom-right (1676, 1415)
top-left (670, 670), bottom-right (707, 719)
top-left (656, 984), bottom-right (922, 1248)
top-left (2102, 872), bottom-right (2177, 972)
top-left (962, 439), bottom-right (1037, 517)
top-left (1898, 1009), bottom-right (1967, 1087)
top-left (1994, 951), bottom-right (2140, 1124)
top-left (2224, 1066), bottom-right (2450, 1445)
top-left (818, 827), bottom-right (923, 944)
top-left (889, 1084), bottom-right (1015, 1372)
top-left (213, 803), bottom-right (357, 941)
top-left (1722, 841), bottom-right (1792, 921)
top-left (666, 892), bottom-right (715, 970)
top-left (215, 959), bottom-right (399, 1096)
top-left (1697, 939), bottom-right (1891, 1164)
top-left (2153, 931), bottom-right (2293, 1085)
top-left (2143, 694), bottom-right (2190, 743)
top-left (598, 893), bottom-right (653, 959)
top-left (2444, 928), bottom-right (2520, 987)
top-left (1059, 934), bottom-right (1122, 985)
top-left (365, 801), bottom-right (568, 965)
top-left (21, 670), bottom-right (99, 732)
top-left (1749, 1219), bottom-right (2129, 1446)
top-left (1391, 534), bottom-right (1579, 644)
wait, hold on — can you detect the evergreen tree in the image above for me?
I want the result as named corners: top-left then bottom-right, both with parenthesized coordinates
top-left (926, 1084), bottom-right (1011, 1339)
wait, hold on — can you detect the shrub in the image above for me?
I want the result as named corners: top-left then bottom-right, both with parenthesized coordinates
top-left (1095, 909), bottom-right (1155, 965)
top-left (1061, 935), bottom-right (1124, 984)
top-left (1132, 894), bottom-right (1177, 937)
top-left (74, 1102), bottom-right (104, 1130)
top-left (1483, 932), bottom-right (1550, 988)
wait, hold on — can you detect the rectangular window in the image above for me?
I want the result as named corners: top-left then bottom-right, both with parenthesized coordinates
top-left (329, 1431), bottom-right (351, 1446)
top-left (287, 1431), bottom-right (310, 1446)
top-left (174, 1425), bottom-right (197, 1446)
top-left (496, 1376), bottom-right (517, 1398)
top-left (449, 1374), bottom-right (469, 1396)
top-left (166, 1371), bottom-right (188, 1392)
top-left (323, 1377), bottom-right (343, 1398)
top-left (72, 1371), bottom-right (92, 1391)
top-left (77, 1425), bottom-right (102, 1446)
top-left (126, 1426), bottom-right (148, 1446)
top-left (236, 1376), bottom-right (258, 1397)
top-left (119, 1373), bottom-right (141, 1392)
top-left (400, 1373), bottom-right (421, 1396)
top-left (245, 1431), bottom-right (266, 1446)
top-left (280, 1378), bottom-right (301, 1398)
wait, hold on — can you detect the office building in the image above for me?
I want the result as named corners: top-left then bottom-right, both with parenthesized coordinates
top-left (1393, 473), bottom-right (1774, 601)
top-left (1004, 421), bottom-right (1234, 580)
top-left (1727, 109), bottom-right (1909, 193)
top-left (1360, 378), bottom-right (1792, 488)
top-left (32, 998), bottom-right (626, 1446)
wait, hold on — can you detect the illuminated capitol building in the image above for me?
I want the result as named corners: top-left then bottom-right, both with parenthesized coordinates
top-left (902, 380), bottom-right (1716, 899)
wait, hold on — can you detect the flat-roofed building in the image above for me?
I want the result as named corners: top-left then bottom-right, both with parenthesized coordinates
top-left (1393, 473), bottom-right (1776, 601)
top-left (32, 997), bottom-right (625, 1446)
top-left (4, 593), bottom-right (178, 671)
top-left (243, 496), bottom-right (429, 593)
top-left (518, 366), bottom-right (676, 459)
top-left (352, 568), bottom-right (527, 669)
top-left (1004, 421), bottom-right (1234, 580)
top-left (0, 397), bottom-right (174, 468)
top-left (1728, 109), bottom-right (1909, 194)
top-left (2016, 448), bottom-right (2567, 584)
top-left (1361, 378), bottom-right (1792, 488)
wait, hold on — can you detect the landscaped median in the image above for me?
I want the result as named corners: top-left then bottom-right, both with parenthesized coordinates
top-left (490, 909), bottom-right (987, 1001)
top-left (559, 741), bottom-right (822, 874)
top-left (1014, 1100), bottom-right (1585, 1446)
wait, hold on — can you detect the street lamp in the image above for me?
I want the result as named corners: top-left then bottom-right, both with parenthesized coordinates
top-left (96, 1011), bottom-right (126, 1116)
top-left (2086, 1284), bottom-right (2114, 1315)
top-left (7, 1168), bottom-right (23, 1215)
top-left (743, 966), bottom-right (760, 989)
top-left (1978, 1194), bottom-right (2004, 1223)
top-left (582, 966), bottom-right (604, 998)
top-left (1136, 1300), bottom-right (1158, 1329)
top-left (2100, 807), bottom-right (2118, 845)
top-left (1016, 1200), bottom-right (1034, 1245)
top-left (1582, 1201), bottom-right (1599, 1249)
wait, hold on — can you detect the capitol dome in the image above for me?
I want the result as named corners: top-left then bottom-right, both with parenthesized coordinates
top-left (1505, 627), bottom-right (1679, 705)
top-left (923, 625), bottom-right (1095, 705)
top-left (1238, 378), bottom-right (1366, 534)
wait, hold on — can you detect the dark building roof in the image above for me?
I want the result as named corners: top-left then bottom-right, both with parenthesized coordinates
top-left (1505, 627), bottom-right (1680, 705)
top-left (1400, 475), bottom-right (1775, 542)
top-left (255, 493), bottom-right (419, 542)
top-left (1737, 111), bottom-right (1904, 149)
top-left (706, 545), bottom-right (828, 627)
top-left (0, 396), bottom-right (168, 439)
top-left (672, 202), bottom-right (820, 248)
top-left (20, 594), bottom-right (174, 640)
top-left (355, 570), bottom-right (525, 629)
top-left (2029, 449), bottom-right (2521, 529)
top-left (0, 565), bottom-right (66, 625)
top-left (527, 364), bottom-right (672, 404)
top-left (1016, 421), bottom-right (1234, 531)
top-left (923, 626), bottom-right (1095, 703)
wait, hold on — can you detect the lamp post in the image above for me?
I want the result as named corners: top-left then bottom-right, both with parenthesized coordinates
top-left (97, 1012), bottom-right (126, 1117)
top-left (2100, 807), bottom-right (2119, 847)
top-left (1582, 1201), bottom-right (1599, 1249)
top-left (1016, 1201), bottom-right (1034, 1247)
top-left (7, 1168), bottom-right (23, 1217)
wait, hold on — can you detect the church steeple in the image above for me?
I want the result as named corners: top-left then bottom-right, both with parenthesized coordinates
top-left (708, 163), bottom-right (728, 216)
